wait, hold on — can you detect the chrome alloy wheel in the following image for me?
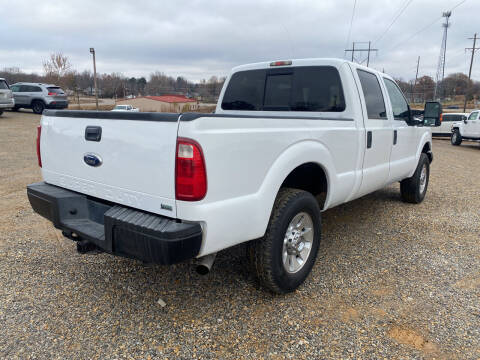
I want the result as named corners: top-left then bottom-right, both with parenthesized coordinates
top-left (282, 212), bottom-right (314, 273)
top-left (419, 163), bottom-right (427, 194)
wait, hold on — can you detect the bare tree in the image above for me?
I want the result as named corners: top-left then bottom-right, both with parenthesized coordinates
top-left (43, 52), bottom-right (72, 86)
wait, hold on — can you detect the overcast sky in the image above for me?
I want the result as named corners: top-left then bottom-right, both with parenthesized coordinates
top-left (0, 0), bottom-right (477, 82)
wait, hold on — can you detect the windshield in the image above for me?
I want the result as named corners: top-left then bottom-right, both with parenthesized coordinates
top-left (0, 80), bottom-right (9, 90)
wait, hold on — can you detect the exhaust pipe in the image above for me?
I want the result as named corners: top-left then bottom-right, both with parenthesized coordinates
top-left (196, 253), bottom-right (217, 275)
top-left (76, 239), bottom-right (101, 254)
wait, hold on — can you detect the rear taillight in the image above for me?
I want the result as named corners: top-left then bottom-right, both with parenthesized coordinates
top-left (439, 114), bottom-right (443, 123)
top-left (47, 92), bottom-right (55, 96)
top-left (36, 125), bottom-right (42, 167)
top-left (175, 138), bottom-right (207, 201)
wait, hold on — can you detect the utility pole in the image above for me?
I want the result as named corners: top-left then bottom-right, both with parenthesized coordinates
top-left (464, 33), bottom-right (479, 112)
top-left (434, 11), bottom-right (451, 100)
top-left (90, 48), bottom-right (99, 111)
top-left (345, 41), bottom-right (378, 66)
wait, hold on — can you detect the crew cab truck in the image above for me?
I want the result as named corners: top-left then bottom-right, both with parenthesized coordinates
top-left (451, 110), bottom-right (480, 145)
top-left (27, 59), bottom-right (441, 294)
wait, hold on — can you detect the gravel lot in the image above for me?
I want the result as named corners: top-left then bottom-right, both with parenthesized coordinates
top-left (1, 110), bottom-right (479, 359)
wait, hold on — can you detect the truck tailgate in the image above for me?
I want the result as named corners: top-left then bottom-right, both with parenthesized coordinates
top-left (40, 110), bottom-right (180, 218)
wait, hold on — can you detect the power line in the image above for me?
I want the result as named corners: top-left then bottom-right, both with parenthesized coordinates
top-left (374, 0), bottom-right (414, 44)
top-left (344, 0), bottom-right (358, 57)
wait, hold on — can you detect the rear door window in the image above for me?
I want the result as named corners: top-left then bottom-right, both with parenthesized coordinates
top-left (0, 80), bottom-right (9, 89)
top-left (357, 70), bottom-right (387, 119)
top-left (221, 66), bottom-right (346, 112)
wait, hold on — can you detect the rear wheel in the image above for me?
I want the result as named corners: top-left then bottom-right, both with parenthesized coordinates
top-left (0, 110), bottom-right (3, 116)
top-left (11, 106), bottom-right (19, 112)
top-left (247, 188), bottom-right (321, 294)
top-left (32, 101), bottom-right (45, 115)
top-left (400, 153), bottom-right (430, 204)
top-left (451, 129), bottom-right (462, 146)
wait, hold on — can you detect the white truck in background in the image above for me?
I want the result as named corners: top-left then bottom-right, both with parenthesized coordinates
top-left (451, 109), bottom-right (480, 145)
top-left (112, 104), bottom-right (139, 112)
top-left (27, 58), bottom-right (441, 294)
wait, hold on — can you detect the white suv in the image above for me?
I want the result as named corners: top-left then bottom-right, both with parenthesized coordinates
top-left (0, 78), bottom-right (14, 115)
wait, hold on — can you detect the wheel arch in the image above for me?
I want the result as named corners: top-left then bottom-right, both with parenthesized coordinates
top-left (256, 140), bottom-right (336, 238)
top-left (30, 98), bottom-right (46, 106)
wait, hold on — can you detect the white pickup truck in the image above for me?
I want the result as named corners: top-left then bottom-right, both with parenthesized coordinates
top-left (451, 109), bottom-right (480, 145)
top-left (27, 58), bottom-right (441, 293)
top-left (112, 104), bottom-right (139, 112)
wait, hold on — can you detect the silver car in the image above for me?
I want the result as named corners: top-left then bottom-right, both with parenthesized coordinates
top-left (0, 78), bottom-right (15, 116)
top-left (10, 82), bottom-right (68, 114)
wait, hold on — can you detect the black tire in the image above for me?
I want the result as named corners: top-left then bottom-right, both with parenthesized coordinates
top-left (400, 153), bottom-right (430, 204)
top-left (0, 110), bottom-right (3, 116)
top-left (32, 101), bottom-right (45, 115)
top-left (451, 129), bottom-right (462, 146)
top-left (11, 106), bottom-right (19, 112)
top-left (247, 188), bottom-right (321, 294)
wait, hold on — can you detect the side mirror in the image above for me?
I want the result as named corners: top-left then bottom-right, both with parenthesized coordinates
top-left (423, 101), bottom-right (442, 127)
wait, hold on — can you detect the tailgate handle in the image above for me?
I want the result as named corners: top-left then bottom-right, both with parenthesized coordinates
top-left (85, 126), bottom-right (102, 142)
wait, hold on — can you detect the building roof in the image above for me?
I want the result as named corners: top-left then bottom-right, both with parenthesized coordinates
top-left (144, 95), bottom-right (197, 103)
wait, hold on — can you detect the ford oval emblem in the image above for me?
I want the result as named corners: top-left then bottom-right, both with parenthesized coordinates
top-left (83, 153), bottom-right (103, 167)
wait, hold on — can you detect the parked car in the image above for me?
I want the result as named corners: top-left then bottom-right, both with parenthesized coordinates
top-left (429, 112), bottom-right (468, 137)
top-left (27, 58), bottom-right (441, 293)
top-left (0, 78), bottom-right (15, 116)
top-left (451, 110), bottom-right (480, 145)
top-left (10, 83), bottom-right (68, 114)
top-left (112, 104), bottom-right (139, 112)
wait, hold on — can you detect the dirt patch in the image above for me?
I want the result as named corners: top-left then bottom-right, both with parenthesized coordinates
top-left (388, 325), bottom-right (441, 356)
top-left (455, 274), bottom-right (480, 290)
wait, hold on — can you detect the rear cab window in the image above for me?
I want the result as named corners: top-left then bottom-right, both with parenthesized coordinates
top-left (221, 66), bottom-right (346, 112)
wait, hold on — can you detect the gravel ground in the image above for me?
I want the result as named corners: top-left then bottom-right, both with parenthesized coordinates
top-left (1, 110), bottom-right (479, 359)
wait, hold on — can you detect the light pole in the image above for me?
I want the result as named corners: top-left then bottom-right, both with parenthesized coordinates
top-left (90, 47), bottom-right (99, 111)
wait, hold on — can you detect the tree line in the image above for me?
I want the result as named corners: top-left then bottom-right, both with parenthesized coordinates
top-left (0, 53), bottom-right (225, 102)
top-left (395, 73), bottom-right (480, 104)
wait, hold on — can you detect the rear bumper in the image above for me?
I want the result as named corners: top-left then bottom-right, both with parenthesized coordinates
top-left (46, 101), bottom-right (68, 109)
top-left (0, 99), bottom-right (14, 109)
top-left (27, 182), bottom-right (202, 264)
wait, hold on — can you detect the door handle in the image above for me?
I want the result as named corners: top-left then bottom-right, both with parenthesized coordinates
top-left (85, 126), bottom-right (102, 142)
top-left (367, 131), bottom-right (372, 149)
top-left (393, 130), bottom-right (398, 145)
